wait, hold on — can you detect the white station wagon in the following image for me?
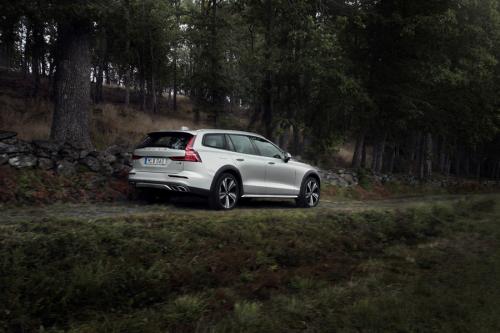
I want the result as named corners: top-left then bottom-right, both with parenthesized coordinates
top-left (128, 129), bottom-right (320, 210)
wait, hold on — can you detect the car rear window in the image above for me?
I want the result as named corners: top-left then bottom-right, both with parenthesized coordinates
top-left (137, 132), bottom-right (193, 150)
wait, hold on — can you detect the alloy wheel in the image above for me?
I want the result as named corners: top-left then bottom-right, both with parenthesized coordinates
top-left (219, 176), bottom-right (238, 209)
top-left (305, 179), bottom-right (319, 207)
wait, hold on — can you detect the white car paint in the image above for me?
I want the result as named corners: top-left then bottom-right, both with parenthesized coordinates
top-left (128, 129), bottom-right (320, 207)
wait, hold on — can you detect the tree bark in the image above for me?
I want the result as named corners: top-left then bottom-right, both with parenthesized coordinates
top-left (386, 144), bottom-right (396, 173)
top-left (351, 130), bottom-right (366, 169)
top-left (125, 64), bottom-right (131, 107)
top-left (50, 23), bottom-right (93, 149)
top-left (173, 0), bottom-right (180, 112)
top-left (371, 133), bottom-right (386, 173)
top-left (0, 17), bottom-right (17, 68)
top-left (425, 133), bottom-right (433, 178)
top-left (439, 136), bottom-right (447, 173)
top-left (262, 0), bottom-right (273, 138)
top-left (31, 19), bottom-right (44, 97)
top-left (454, 148), bottom-right (461, 177)
top-left (123, 0), bottom-right (131, 107)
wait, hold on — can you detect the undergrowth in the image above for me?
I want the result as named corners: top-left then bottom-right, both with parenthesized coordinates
top-left (0, 198), bottom-right (499, 332)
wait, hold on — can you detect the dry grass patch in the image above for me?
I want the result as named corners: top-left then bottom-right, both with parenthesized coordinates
top-left (0, 93), bottom-right (211, 148)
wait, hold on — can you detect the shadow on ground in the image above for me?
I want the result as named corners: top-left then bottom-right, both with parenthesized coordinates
top-left (157, 194), bottom-right (298, 210)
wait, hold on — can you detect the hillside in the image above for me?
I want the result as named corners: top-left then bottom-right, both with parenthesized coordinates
top-left (0, 68), bottom-right (356, 166)
top-left (0, 68), bottom-right (249, 149)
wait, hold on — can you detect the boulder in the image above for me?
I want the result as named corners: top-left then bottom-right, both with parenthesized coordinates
top-left (38, 158), bottom-right (54, 170)
top-left (0, 131), bottom-right (17, 141)
top-left (112, 162), bottom-right (131, 176)
top-left (122, 153), bottom-right (132, 166)
top-left (0, 142), bottom-right (32, 154)
top-left (0, 153), bottom-right (8, 165)
top-left (101, 164), bottom-right (114, 176)
top-left (9, 155), bottom-right (37, 168)
top-left (60, 144), bottom-right (80, 161)
top-left (32, 140), bottom-right (62, 153)
top-left (342, 173), bottom-right (356, 185)
top-left (105, 145), bottom-right (126, 156)
top-left (57, 160), bottom-right (76, 176)
top-left (98, 152), bottom-right (117, 164)
top-left (81, 156), bottom-right (101, 172)
top-left (79, 150), bottom-right (89, 159)
top-left (87, 150), bottom-right (100, 158)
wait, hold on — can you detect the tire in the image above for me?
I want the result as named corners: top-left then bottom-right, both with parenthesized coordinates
top-left (296, 176), bottom-right (320, 208)
top-left (209, 173), bottom-right (240, 210)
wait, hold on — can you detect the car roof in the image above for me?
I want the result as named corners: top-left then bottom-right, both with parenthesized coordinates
top-left (150, 129), bottom-right (265, 138)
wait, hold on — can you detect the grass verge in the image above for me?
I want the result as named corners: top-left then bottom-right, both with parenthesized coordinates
top-left (1, 199), bottom-right (499, 332)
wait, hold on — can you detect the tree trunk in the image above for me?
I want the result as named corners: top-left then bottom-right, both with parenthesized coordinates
top-left (31, 20), bottom-right (44, 97)
top-left (149, 28), bottom-right (158, 114)
top-left (475, 156), bottom-right (481, 179)
top-left (173, 0), bottom-right (180, 112)
top-left (209, 0), bottom-right (220, 127)
top-left (125, 65), bottom-right (131, 107)
top-left (386, 144), bottom-right (396, 173)
top-left (455, 149), bottom-right (461, 177)
top-left (123, 0), bottom-right (131, 107)
top-left (262, 0), bottom-right (273, 138)
top-left (361, 139), bottom-right (367, 168)
top-left (371, 133), bottom-right (386, 173)
top-left (439, 136), bottom-right (447, 173)
top-left (464, 151), bottom-right (470, 177)
top-left (173, 56), bottom-right (178, 112)
top-left (351, 130), bottom-right (365, 169)
top-left (0, 18), bottom-right (17, 68)
top-left (425, 133), bottom-right (432, 178)
top-left (140, 73), bottom-right (146, 111)
top-left (50, 23), bottom-right (93, 149)
top-left (23, 23), bottom-right (31, 76)
top-left (151, 73), bottom-right (157, 113)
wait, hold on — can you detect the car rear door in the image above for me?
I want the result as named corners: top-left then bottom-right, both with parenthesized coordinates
top-left (226, 134), bottom-right (267, 195)
top-left (132, 132), bottom-right (193, 174)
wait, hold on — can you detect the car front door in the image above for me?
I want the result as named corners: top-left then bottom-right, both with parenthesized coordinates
top-left (226, 134), bottom-right (267, 195)
top-left (251, 137), bottom-right (297, 195)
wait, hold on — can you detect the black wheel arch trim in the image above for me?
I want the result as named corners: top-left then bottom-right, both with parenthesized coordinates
top-left (210, 165), bottom-right (244, 195)
top-left (303, 170), bottom-right (321, 187)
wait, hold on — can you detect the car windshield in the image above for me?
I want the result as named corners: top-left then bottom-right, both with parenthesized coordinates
top-left (137, 132), bottom-right (193, 150)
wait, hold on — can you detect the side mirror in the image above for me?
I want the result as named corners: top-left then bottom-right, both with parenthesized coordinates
top-left (284, 152), bottom-right (291, 163)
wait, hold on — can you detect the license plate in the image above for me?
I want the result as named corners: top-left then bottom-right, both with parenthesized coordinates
top-left (144, 157), bottom-right (168, 165)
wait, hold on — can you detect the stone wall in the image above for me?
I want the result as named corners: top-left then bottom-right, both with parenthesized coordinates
top-left (0, 132), bottom-right (131, 178)
top-left (1, 131), bottom-right (499, 189)
top-left (318, 168), bottom-right (500, 188)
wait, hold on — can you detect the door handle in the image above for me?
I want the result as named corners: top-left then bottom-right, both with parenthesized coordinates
top-left (236, 158), bottom-right (245, 162)
top-left (268, 161), bottom-right (275, 165)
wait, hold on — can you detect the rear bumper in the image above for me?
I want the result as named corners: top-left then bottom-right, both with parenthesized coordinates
top-left (128, 171), bottom-right (211, 197)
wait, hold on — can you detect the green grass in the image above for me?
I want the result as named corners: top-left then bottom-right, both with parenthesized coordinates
top-left (1, 199), bottom-right (499, 332)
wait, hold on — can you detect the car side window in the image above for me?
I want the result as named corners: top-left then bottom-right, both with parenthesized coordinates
top-left (203, 134), bottom-right (226, 149)
top-left (252, 137), bottom-right (283, 159)
top-left (228, 135), bottom-right (257, 155)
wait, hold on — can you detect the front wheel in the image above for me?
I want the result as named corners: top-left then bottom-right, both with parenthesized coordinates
top-left (296, 176), bottom-right (320, 208)
top-left (209, 173), bottom-right (239, 210)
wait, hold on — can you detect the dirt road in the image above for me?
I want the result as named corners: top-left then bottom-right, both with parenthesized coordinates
top-left (1, 193), bottom-right (498, 223)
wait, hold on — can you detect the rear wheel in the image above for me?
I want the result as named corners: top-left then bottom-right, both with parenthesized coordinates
top-left (209, 173), bottom-right (239, 210)
top-left (296, 176), bottom-right (320, 208)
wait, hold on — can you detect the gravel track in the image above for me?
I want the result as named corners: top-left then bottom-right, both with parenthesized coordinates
top-left (1, 193), bottom-right (498, 223)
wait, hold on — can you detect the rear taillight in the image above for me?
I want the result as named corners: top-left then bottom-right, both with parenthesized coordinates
top-left (132, 154), bottom-right (141, 160)
top-left (170, 136), bottom-right (202, 162)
